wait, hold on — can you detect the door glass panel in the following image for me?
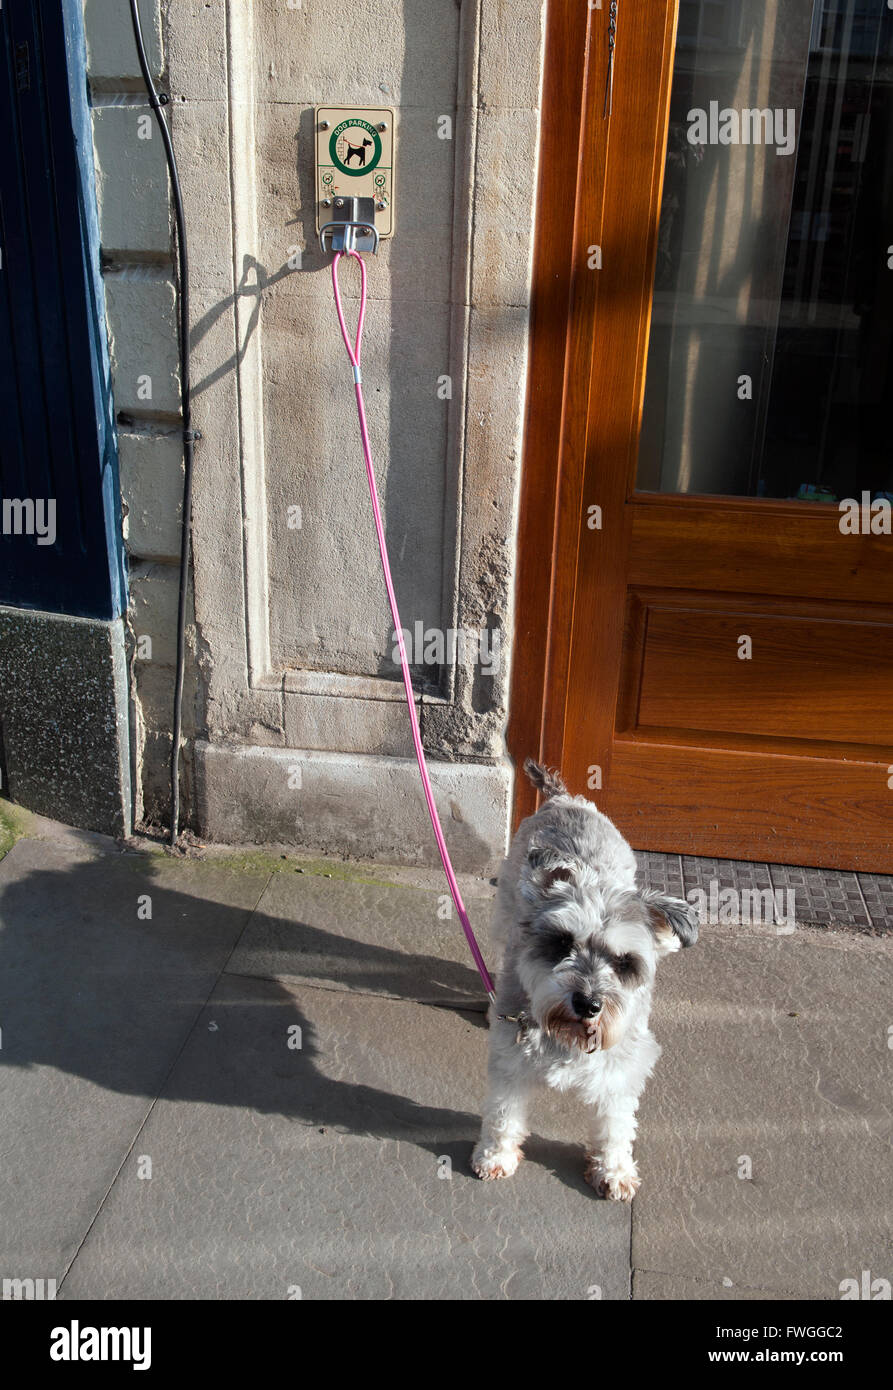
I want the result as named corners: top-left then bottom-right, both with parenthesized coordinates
top-left (637, 0), bottom-right (893, 501)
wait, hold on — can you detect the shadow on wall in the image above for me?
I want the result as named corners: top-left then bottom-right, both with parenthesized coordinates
top-left (188, 254), bottom-right (289, 400)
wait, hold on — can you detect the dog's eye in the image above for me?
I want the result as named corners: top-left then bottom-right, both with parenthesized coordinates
top-left (533, 928), bottom-right (576, 964)
top-left (611, 952), bottom-right (643, 982)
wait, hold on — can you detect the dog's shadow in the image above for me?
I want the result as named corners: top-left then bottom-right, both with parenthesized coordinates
top-left (521, 1135), bottom-right (596, 1196)
top-left (439, 1134), bottom-right (596, 1196)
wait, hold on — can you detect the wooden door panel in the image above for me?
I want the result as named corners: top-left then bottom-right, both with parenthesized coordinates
top-left (629, 500), bottom-right (891, 603)
top-left (604, 742), bottom-right (889, 872)
top-left (630, 601), bottom-right (893, 745)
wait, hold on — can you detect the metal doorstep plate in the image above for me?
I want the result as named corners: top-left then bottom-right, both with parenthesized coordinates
top-left (636, 853), bottom-right (892, 933)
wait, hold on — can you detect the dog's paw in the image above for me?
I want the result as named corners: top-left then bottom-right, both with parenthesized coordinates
top-left (471, 1142), bottom-right (523, 1180)
top-left (584, 1155), bottom-right (640, 1202)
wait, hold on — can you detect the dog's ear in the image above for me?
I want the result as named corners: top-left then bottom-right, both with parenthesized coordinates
top-left (540, 865), bottom-right (575, 891)
top-left (524, 844), bottom-right (577, 896)
top-left (639, 889), bottom-right (699, 955)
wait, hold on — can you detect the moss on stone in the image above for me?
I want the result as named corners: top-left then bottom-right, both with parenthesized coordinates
top-left (195, 849), bottom-right (398, 887)
top-left (0, 800), bottom-right (28, 861)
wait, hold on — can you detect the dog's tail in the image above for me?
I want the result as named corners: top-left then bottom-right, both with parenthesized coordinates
top-left (523, 757), bottom-right (567, 800)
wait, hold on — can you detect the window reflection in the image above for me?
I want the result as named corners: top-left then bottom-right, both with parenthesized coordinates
top-left (637, 0), bottom-right (893, 503)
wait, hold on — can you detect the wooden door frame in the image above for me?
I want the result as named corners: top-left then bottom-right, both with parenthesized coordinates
top-left (508, 0), bottom-right (679, 828)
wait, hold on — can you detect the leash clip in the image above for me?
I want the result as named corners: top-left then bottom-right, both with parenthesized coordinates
top-left (496, 1009), bottom-right (534, 1044)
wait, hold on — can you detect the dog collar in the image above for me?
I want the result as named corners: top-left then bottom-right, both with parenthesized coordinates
top-left (495, 1009), bottom-right (535, 1043)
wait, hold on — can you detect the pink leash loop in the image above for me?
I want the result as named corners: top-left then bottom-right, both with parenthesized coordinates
top-left (331, 250), bottom-right (496, 1001)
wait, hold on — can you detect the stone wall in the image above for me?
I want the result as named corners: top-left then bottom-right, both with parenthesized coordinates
top-left (83, 0), bottom-right (546, 870)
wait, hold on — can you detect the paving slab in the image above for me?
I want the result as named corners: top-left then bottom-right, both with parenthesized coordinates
top-left (227, 869), bottom-right (493, 1008)
top-left (0, 836), bottom-right (269, 1281)
top-left (60, 976), bottom-right (631, 1300)
top-left (633, 1270), bottom-right (802, 1301)
top-left (632, 924), bottom-right (893, 1300)
top-left (4, 810), bottom-right (892, 1303)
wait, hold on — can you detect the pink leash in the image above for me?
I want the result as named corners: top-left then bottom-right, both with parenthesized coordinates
top-left (331, 249), bottom-right (496, 1002)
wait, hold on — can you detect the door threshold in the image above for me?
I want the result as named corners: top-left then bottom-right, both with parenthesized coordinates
top-left (636, 851), bottom-right (892, 934)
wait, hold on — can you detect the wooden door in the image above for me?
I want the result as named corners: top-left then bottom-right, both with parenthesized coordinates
top-left (510, 0), bottom-right (893, 872)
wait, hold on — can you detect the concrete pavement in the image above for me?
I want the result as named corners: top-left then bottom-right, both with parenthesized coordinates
top-left (0, 807), bottom-right (890, 1300)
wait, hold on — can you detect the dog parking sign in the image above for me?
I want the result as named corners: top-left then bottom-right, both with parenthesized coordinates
top-left (315, 106), bottom-right (395, 238)
top-left (330, 119), bottom-right (382, 174)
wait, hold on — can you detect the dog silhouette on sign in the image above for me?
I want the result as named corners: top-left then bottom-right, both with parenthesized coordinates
top-left (344, 136), bottom-right (373, 166)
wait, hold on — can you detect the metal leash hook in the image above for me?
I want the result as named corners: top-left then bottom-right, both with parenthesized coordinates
top-left (603, 1), bottom-right (618, 120)
top-left (319, 196), bottom-right (380, 255)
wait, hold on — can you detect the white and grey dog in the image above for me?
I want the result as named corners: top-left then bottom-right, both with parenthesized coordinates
top-left (472, 758), bottom-right (698, 1200)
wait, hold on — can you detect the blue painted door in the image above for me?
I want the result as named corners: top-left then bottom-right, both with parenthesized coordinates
top-left (0, 0), bottom-right (124, 621)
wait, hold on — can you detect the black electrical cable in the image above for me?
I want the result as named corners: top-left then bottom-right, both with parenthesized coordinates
top-left (128, 0), bottom-right (198, 848)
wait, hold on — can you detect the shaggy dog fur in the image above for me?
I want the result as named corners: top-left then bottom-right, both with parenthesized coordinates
top-left (472, 759), bottom-right (698, 1200)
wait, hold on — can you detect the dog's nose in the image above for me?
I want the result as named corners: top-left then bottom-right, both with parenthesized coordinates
top-left (572, 992), bottom-right (601, 1019)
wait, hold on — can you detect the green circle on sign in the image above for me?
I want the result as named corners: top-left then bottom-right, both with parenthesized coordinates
top-left (329, 119), bottom-right (383, 177)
